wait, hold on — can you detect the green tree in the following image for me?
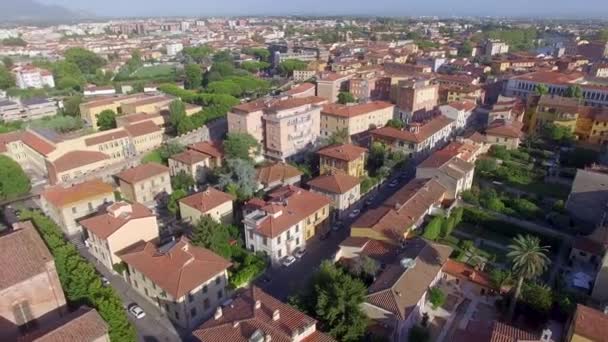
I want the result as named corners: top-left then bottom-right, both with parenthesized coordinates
top-left (213, 50), bottom-right (234, 64)
top-left (428, 287), bottom-right (446, 309)
top-left (490, 269), bottom-right (513, 291)
top-left (278, 59), bottom-right (308, 76)
top-left (185, 63), bottom-right (203, 89)
top-left (0, 155), bottom-right (31, 200)
top-left (1, 37), bottom-right (27, 46)
top-left (242, 47), bottom-right (271, 61)
top-left (126, 49), bottom-right (143, 72)
top-left (441, 215), bottom-right (456, 238)
top-left (190, 216), bottom-right (234, 259)
top-left (423, 216), bottom-right (443, 240)
top-left (0, 65), bottom-right (15, 90)
top-left (385, 119), bottom-right (404, 129)
top-left (350, 255), bottom-right (380, 280)
top-left (2, 56), bottom-right (14, 69)
top-left (325, 128), bottom-right (350, 145)
top-left (521, 283), bottom-right (553, 316)
top-left (169, 99), bottom-right (187, 131)
top-left (217, 158), bottom-right (257, 200)
top-left (565, 85), bottom-right (582, 99)
top-left (53, 61), bottom-right (85, 90)
top-left (535, 84), bottom-right (549, 96)
top-left (158, 142), bottom-right (185, 164)
top-left (543, 122), bottom-right (574, 143)
top-left (183, 45), bottom-right (213, 63)
top-left (507, 235), bottom-right (551, 320)
top-left (167, 189), bottom-right (187, 216)
top-left (458, 40), bottom-right (473, 57)
top-left (171, 171), bottom-right (195, 191)
top-left (476, 158), bottom-right (498, 173)
top-left (240, 60), bottom-right (270, 73)
top-left (337, 91), bottom-right (356, 104)
top-left (64, 47), bottom-right (105, 75)
top-left (223, 132), bottom-right (260, 160)
top-left (63, 95), bottom-right (83, 117)
top-left (96, 109), bottom-right (117, 131)
top-left (367, 142), bottom-right (388, 177)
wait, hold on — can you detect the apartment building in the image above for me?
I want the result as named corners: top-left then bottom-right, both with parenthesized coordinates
top-left (120, 95), bottom-right (174, 115)
top-left (293, 69), bottom-right (317, 82)
top-left (439, 100), bottom-right (476, 131)
top-left (255, 162), bottom-right (303, 192)
top-left (227, 99), bottom-right (267, 146)
top-left (528, 95), bottom-right (580, 134)
top-left (40, 179), bottom-right (114, 238)
top-left (316, 72), bottom-right (353, 103)
top-left (0, 99), bottom-right (21, 122)
top-left (565, 304), bottom-right (608, 342)
top-left (439, 84), bottom-right (484, 104)
top-left (243, 186), bottom-right (331, 265)
top-left (115, 163), bottom-right (172, 206)
top-left (192, 286), bottom-right (336, 342)
top-left (0, 98), bottom-right (57, 122)
top-left (169, 141), bottom-right (224, 183)
top-left (416, 148), bottom-right (475, 199)
top-left (283, 82), bottom-right (316, 98)
top-left (308, 172), bottom-right (361, 218)
top-left (79, 93), bottom-right (148, 128)
top-left (485, 120), bottom-right (523, 150)
top-left (318, 143), bottom-right (367, 177)
top-left (0, 222), bottom-right (67, 340)
top-left (119, 237), bottom-right (232, 330)
top-left (485, 40), bottom-right (510, 56)
top-left (179, 188), bottom-right (236, 224)
top-left (393, 79), bottom-right (439, 122)
top-left (263, 96), bottom-right (326, 161)
top-left (13, 65), bottom-right (55, 89)
top-left (320, 101), bottom-right (395, 138)
top-left (80, 202), bottom-right (158, 271)
top-left (370, 115), bottom-right (455, 158)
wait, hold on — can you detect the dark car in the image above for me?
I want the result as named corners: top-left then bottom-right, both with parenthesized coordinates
top-left (320, 231), bottom-right (331, 240)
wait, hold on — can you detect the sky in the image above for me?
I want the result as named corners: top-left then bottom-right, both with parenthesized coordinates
top-left (39, 0), bottom-right (608, 18)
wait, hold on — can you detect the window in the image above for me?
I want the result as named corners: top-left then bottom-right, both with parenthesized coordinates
top-left (190, 307), bottom-right (197, 317)
top-left (249, 231), bottom-right (253, 239)
top-left (72, 207), bottom-right (77, 214)
top-left (296, 238), bottom-right (300, 245)
top-left (202, 285), bottom-right (208, 294)
top-left (144, 288), bottom-right (149, 296)
top-left (88, 202), bottom-right (93, 211)
top-left (278, 249), bottom-right (282, 258)
top-left (217, 290), bottom-right (223, 299)
top-left (165, 303), bottom-right (169, 311)
top-left (295, 224), bottom-right (299, 233)
top-left (140, 184), bottom-right (144, 190)
top-left (204, 298), bottom-right (210, 310)
top-left (277, 236), bottom-right (281, 244)
top-left (263, 237), bottom-right (268, 246)
top-left (175, 311), bottom-right (180, 320)
top-left (133, 280), bottom-right (138, 288)
top-left (188, 293), bottom-right (194, 302)
top-left (215, 276), bottom-right (221, 285)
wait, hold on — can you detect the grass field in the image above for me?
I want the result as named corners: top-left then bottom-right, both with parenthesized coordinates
top-left (132, 64), bottom-right (175, 78)
top-left (141, 150), bottom-right (163, 164)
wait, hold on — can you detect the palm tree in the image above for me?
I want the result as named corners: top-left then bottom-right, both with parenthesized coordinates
top-left (506, 234), bottom-right (550, 320)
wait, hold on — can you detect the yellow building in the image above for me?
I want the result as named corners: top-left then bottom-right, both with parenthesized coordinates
top-left (179, 188), bottom-right (235, 224)
top-left (318, 143), bottom-right (367, 177)
top-left (589, 113), bottom-right (608, 145)
top-left (528, 95), bottom-right (580, 134)
top-left (79, 93), bottom-right (145, 128)
top-left (320, 101), bottom-right (395, 138)
top-left (115, 163), bottom-right (172, 206)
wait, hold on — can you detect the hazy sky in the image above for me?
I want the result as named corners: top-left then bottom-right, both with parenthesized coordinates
top-left (39, 0), bottom-right (608, 18)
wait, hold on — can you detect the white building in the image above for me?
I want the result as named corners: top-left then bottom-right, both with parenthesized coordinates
top-left (485, 40), bottom-right (510, 56)
top-left (439, 100), bottom-right (476, 132)
top-left (14, 66), bottom-right (55, 89)
top-left (416, 149), bottom-right (475, 199)
top-left (166, 43), bottom-right (184, 56)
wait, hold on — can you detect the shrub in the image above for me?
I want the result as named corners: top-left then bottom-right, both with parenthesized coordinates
top-left (422, 216), bottom-right (443, 240)
top-left (428, 287), bottom-right (446, 309)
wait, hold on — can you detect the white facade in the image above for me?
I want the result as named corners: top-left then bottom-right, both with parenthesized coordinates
top-left (439, 105), bottom-right (473, 131)
top-left (14, 67), bottom-right (55, 89)
top-left (166, 43), bottom-right (184, 56)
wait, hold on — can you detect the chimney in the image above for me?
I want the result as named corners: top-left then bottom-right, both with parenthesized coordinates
top-left (408, 123), bottom-right (421, 134)
top-left (214, 307), bottom-right (223, 320)
top-left (255, 300), bottom-right (261, 309)
top-left (272, 309), bottom-right (280, 321)
top-left (107, 202), bottom-right (133, 218)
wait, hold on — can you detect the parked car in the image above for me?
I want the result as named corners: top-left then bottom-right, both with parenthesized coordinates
top-left (294, 248), bottom-right (306, 259)
top-left (320, 231), bottom-right (331, 240)
top-left (128, 304), bottom-right (146, 319)
top-left (400, 172), bottom-right (409, 180)
top-left (388, 180), bottom-right (399, 188)
top-left (281, 255), bottom-right (297, 267)
top-left (101, 276), bottom-right (110, 287)
top-left (365, 195), bottom-right (376, 206)
top-left (348, 209), bottom-right (361, 218)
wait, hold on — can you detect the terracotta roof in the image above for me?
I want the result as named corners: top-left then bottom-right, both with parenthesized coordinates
top-left (371, 115), bottom-right (454, 144)
top-left (447, 100), bottom-right (476, 112)
top-left (256, 162), bottom-right (303, 186)
top-left (318, 72), bottom-right (352, 82)
top-left (84, 129), bottom-right (129, 146)
top-left (511, 71), bottom-right (584, 84)
top-left (266, 96), bottom-right (326, 112)
top-left (41, 179), bottom-right (113, 208)
top-left (571, 304), bottom-right (608, 342)
top-left (79, 202), bottom-right (154, 239)
top-left (284, 82), bottom-right (316, 96)
top-left (120, 112), bottom-right (163, 124)
top-left (51, 150), bottom-right (110, 173)
top-left (317, 143), bottom-right (367, 162)
top-left (193, 286), bottom-right (336, 342)
top-left (443, 259), bottom-right (496, 290)
top-left (170, 149), bottom-right (209, 165)
top-left (0, 221), bottom-right (53, 290)
top-left (321, 101), bottom-right (394, 118)
top-left (307, 172), bottom-right (361, 194)
top-left (22, 307), bottom-right (108, 342)
top-left (0, 131), bottom-right (24, 153)
top-left (124, 120), bottom-right (161, 137)
top-left (418, 146), bottom-right (461, 168)
top-left (21, 131), bottom-right (55, 156)
top-left (115, 162), bottom-right (169, 184)
top-left (118, 237), bottom-right (231, 299)
top-left (453, 320), bottom-right (540, 342)
top-left (485, 120), bottom-right (523, 139)
top-left (179, 188), bottom-right (235, 214)
top-left (188, 141), bottom-right (224, 159)
top-left (365, 239), bottom-right (452, 320)
top-left (232, 99), bottom-right (269, 113)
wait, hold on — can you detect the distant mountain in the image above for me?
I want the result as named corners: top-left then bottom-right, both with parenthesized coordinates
top-left (0, 0), bottom-right (85, 22)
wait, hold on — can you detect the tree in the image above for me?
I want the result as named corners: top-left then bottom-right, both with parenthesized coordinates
top-left (458, 40), bottom-right (473, 57)
top-left (126, 49), bottom-right (143, 72)
top-left (53, 61), bottom-right (85, 90)
top-left (158, 142), bottom-right (185, 164)
top-left (385, 119), bottom-right (404, 129)
top-left (337, 91), bottom-right (355, 104)
top-left (295, 261), bottom-right (368, 341)
top-left (423, 216), bottom-right (443, 240)
top-left (2, 56), bottom-right (14, 69)
top-left (543, 123), bottom-right (574, 143)
top-left (476, 158), bottom-right (498, 173)
top-left (428, 287), bottom-right (446, 309)
top-left (441, 215), bottom-right (456, 238)
top-left (0, 65), bottom-right (15, 90)
top-left (172, 171), bottom-right (195, 191)
top-left (325, 128), bottom-right (350, 145)
top-left (520, 283), bottom-right (553, 316)
top-left (190, 216), bottom-right (234, 259)
top-left (366, 142), bottom-right (387, 176)
top-left (240, 60), bottom-right (270, 73)
top-left (565, 85), bottom-right (582, 99)
top-left (213, 50), bottom-right (234, 64)
top-left (351, 255), bottom-right (379, 280)
top-left (185, 63), bottom-right (203, 89)
top-left (63, 95), bottom-right (83, 117)
top-left (167, 189), bottom-right (187, 216)
top-left (223, 132), bottom-right (260, 160)
top-left (535, 84), bottom-right (549, 96)
top-left (0, 155), bottom-right (31, 200)
top-left (242, 47), bottom-right (271, 61)
top-left (490, 269), bottom-right (513, 291)
top-left (183, 45), bottom-right (213, 63)
top-left (96, 109), bottom-right (117, 131)
top-left (506, 234), bottom-right (551, 320)
top-left (169, 99), bottom-right (187, 131)
top-left (64, 47), bottom-right (105, 75)
top-left (278, 59), bottom-right (308, 76)
top-left (217, 158), bottom-right (258, 200)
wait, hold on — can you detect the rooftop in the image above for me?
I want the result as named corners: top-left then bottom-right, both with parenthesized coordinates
top-left (115, 162), bottom-right (169, 184)
top-left (317, 143), bottom-right (368, 162)
top-left (307, 172), bottom-right (361, 194)
top-left (79, 202), bottom-right (154, 240)
top-left (179, 188), bottom-right (236, 214)
top-left (41, 179), bottom-right (113, 208)
top-left (371, 115), bottom-right (454, 144)
top-left (256, 162), bottom-right (303, 186)
top-left (321, 101), bottom-right (394, 118)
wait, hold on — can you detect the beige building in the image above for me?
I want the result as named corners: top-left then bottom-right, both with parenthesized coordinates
top-left (485, 120), bottom-right (523, 150)
top-left (179, 188), bottom-right (236, 224)
top-left (318, 143), bottom-right (367, 177)
top-left (308, 172), bottom-right (361, 218)
top-left (119, 237), bottom-right (232, 330)
top-left (79, 93), bottom-right (148, 129)
top-left (115, 163), bottom-right (172, 206)
top-left (120, 95), bottom-right (174, 116)
top-left (283, 82), bottom-right (317, 98)
top-left (320, 101), bottom-right (395, 138)
top-left (316, 73), bottom-right (353, 103)
top-left (0, 222), bottom-right (67, 341)
top-left (416, 148), bottom-right (475, 199)
top-left (168, 141), bottom-right (224, 183)
top-left (393, 78), bottom-right (439, 122)
top-left (227, 100), bottom-right (267, 146)
top-left (80, 202), bottom-right (159, 271)
top-left (40, 179), bottom-right (115, 238)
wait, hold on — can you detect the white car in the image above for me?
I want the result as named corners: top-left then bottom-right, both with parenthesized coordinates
top-left (128, 304), bottom-right (146, 319)
top-left (281, 256), bottom-right (297, 267)
top-left (294, 248), bottom-right (306, 259)
top-left (388, 180), bottom-right (399, 188)
top-left (348, 209), bottom-right (361, 218)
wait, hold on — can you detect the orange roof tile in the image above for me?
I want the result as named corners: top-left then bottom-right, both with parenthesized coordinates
top-left (170, 150), bottom-right (209, 165)
top-left (79, 202), bottom-right (154, 239)
top-left (256, 162), bottom-right (303, 186)
top-left (371, 115), bottom-right (454, 144)
top-left (124, 120), bottom-right (161, 137)
top-left (317, 143), bottom-right (367, 162)
top-left (307, 172), bottom-right (361, 194)
top-left (188, 141), bottom-right (224, 159)
top-left (51, 150), bottom-right (110, 173)
top-left (321, 101), bottom-right (394, 118)
top-left (115, 163), bottom-right (169, 184)
top-left (179, 188), bottom-right (235, 214)
top-left (41, 179), bottom-right (113, 208)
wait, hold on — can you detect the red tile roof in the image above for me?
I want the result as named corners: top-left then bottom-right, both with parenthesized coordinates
top-left (79, 202), bottom-right (154, 239)
top-left (188, 141), bottom-right (224, 159)
top-left (266, 96), bottom-right (326, 112)
top-left (51, 150), bottom-right (110, 173)
top-left (485, 120), bottom-right (523, 139)
top-left (22, 307), bottom-right (108, 342)
top-left (512, 71), bottom-right (584, 84)
top-left (442, 259), bottom-right (496, 290)
top-left (256, 162), bottom-right (303, 186)
top-left (307, 172), bottom-right (361, 194)
top-left (317, 143), bottom-right (368, 162)
top-left (179, 188), bottom-right (235, 214)
top-left (41, 179), bottom-right (113, 208)
top-left (21, 131), bottom-right (55, 156)
top-left (571, 304), bottom-right (608, 342)
top-left (284, 82), bottom-right (316, 96)
top-left (124, 120), bottom-right (161, 137)
top-left (0, 131), bottom-right (22, 153)
top-left (447, 100), bottom-right (476, 112)
top-left (321, 101), bottom-right (394, 118)
top-left (115, 162), bottom-right (169, 184)
top-left (84, 130), bottom-right (129, 146)
top-left (118, 237), bottom-right (231, 299)
top-left (170, 150), bottom-right (209, 165)
top-left (573, 236), bottom-right (606, 256)
top-left (371, 115), bottom-right (454, 144)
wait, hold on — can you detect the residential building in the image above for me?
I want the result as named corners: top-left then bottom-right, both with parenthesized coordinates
top-left (320, 101), bottom-right (395, 138)
top-left (243, 186), bottom-right (331, 265)
top-left (485, 119), bottom-right (523, 150)
top-left (0, 98), bottom-right (21, 122)
top-left (84, 85), bottom-right (117, 97)
top-left (80, 202), bottom-right (158, 270)
top-left (192, 286), bottom-right (336, 342)
top-left (392, 79), bottom-right (439, 122)
top-left (529, 95), bottom-right (580, 134)
top-left (118, 237), bottom-right (232, 330)
top-left (115, 163), bottom-right (172, 206)
top-left (439, 100), bottom-right (476, 131)
top-left (169, 141), bottom-right (224, 184)
top-left (20, 98), bottom-right (58, 121)
top-left (485, 40), bottom-right (510, 56)
top-left (179, 188), bottom-right (236, 224)
top-left (227, 99), bottom-right (268, 146)
top-left (416, 147), bottom-right (475, 199)
top-left (166, 43), bottom-right (184, 56)
top-left (318, 143), bottom-right (367, 177)
top-left (362, 238), bottom-right (452, 341)
top-left (370, 115), bottom-right (455, 158)
top-left (308, 172), bottom-right (361, 218)
top-left (255, 162), bottom-right (302, 192)
top-left (442, 259), bottom-right (499, 297)
top-left (566, 167), bottom-right (608, 234)
top-left (121, 95), bottom-right (176, 116)
top-left (316, 72), bottom-right (353, 103)
top-left (0, 222), bottom-right (67, 341)
top-left (13, 65), bottom-right (55, 89)
top-left (565, 304), bottom-right (608, 342)
top-left (350, 178), bottom-right (447, 244)
top-left (453, 320), bottom-right (548, 342)
top-left (24, 307), bottom-right (110, 342)
top-left (283, 82), bottom-right (316, 98)
top-left (588, 113), bottom-right (608, 145)
top-left (40, 179), bottom-right (115, 238)
top-left (292, 70), bottom-right (317, 82)
top-left (438, 84), bottom-right (484, 104)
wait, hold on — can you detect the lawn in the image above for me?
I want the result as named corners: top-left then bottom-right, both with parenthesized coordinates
top-left (141, 149), bottom-right (163, 164)
top-left (132, 64), bottom-right (176, 78)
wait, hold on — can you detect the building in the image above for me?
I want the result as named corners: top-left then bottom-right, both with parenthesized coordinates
top-left (283, 82), bottom-right (316, 98)
top-left (439, 100), bottom-right (476, 131)
top-left (308, 172), bottom-right (361, 218)
top-left (243, 186), bottom-right (331, 265)
top-left (442, 259), bottom-right (499, 297)
top-left (392, 79), bottom-right (439, 122)
top-left (370, 115), bottom-right (455, 158)
top-left (565, 304), bottom-right (608, 342)
top-left (118, 237), bottom-right (232, 330)
top-left (84, 85), bottom-right (117, 97)
top-left (318, 143), bottom-right (367, 177)
top-left (0, 98), bottom-right (21, 122)
top-left (485, 40), bottom-right (510, 56)
top-left (439, 84), bottom-right (485, 104)
top-left (529, 95), bottom-right (580, 134)
top-left (20, 98), bottom-right (58, 121)
top-left (292, 70), bottom-right (317, 82)
top-left (80, 202), bottom-right (159, 270)
top-left (115, 163), bottom-right (172, 206)
top-left (255, 162), bottom-right (302, 192)
top-left (179, 188), bottom-right (236, 224)
top-left (227, 99), bottom-right (268, 146)
top-left (192, 286), bottom-right (336, 342)
top-left (40, 179), bottom-right (115, 238)
top-left (362, 238), bottom-right (452, 341)
top-left (566, 167), bottom-right (608, 233)
top-left (320, 101), bottom-right (395, 138)
top-left (485, 120), bottom-right (524, 150)
top-left (169, 141), bottom-right (224, 184)
top-left (316, 72), bottom-right (353, 103)
top-left (588, 113), bottom-right (608, 145)
top-left (166, 43), bottom-right (184, 56)
top-left (350, 178), bottom-right (447, 244)
top-left (0, 222), bottom-right (67, 340)
top-left (453, 320), bottom-right (548, 342)
top-left (416, 147), bottom-right (475, 199)
top-left (23, 307), bottom-right (110, 342)
top-left (13, 66), bottom-right (55, 89)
